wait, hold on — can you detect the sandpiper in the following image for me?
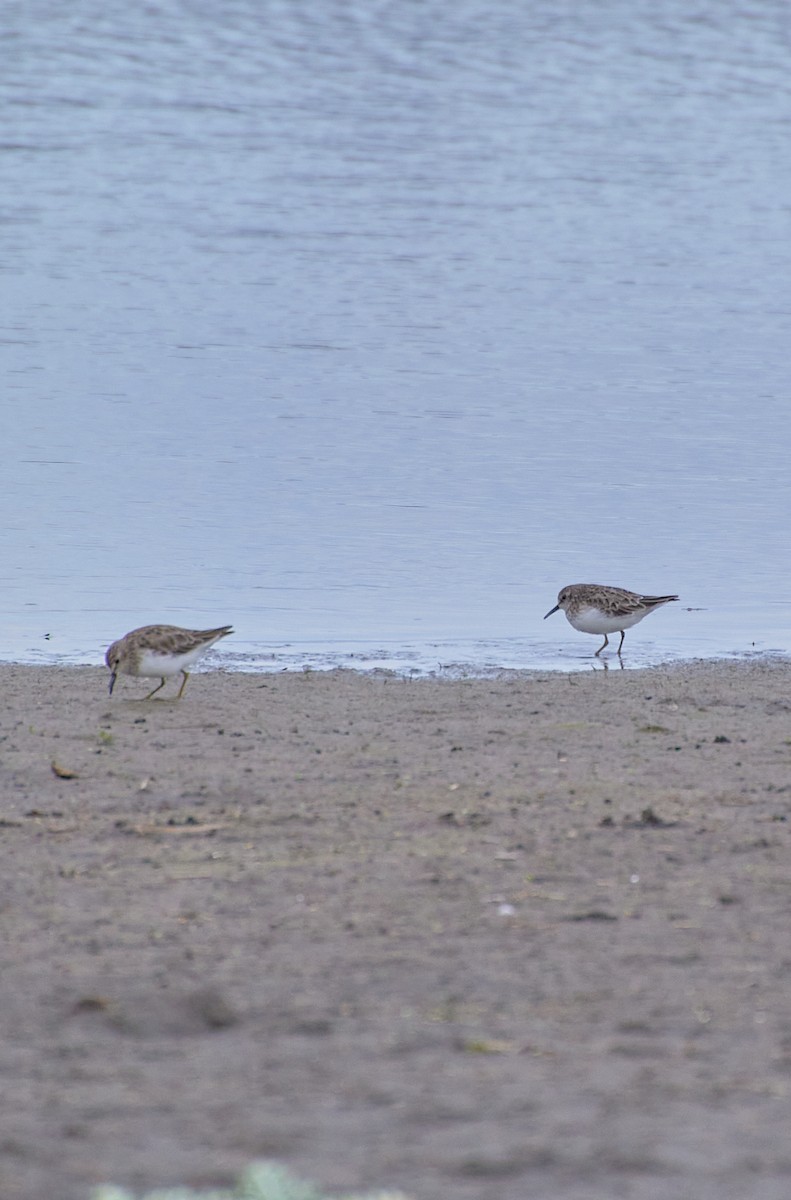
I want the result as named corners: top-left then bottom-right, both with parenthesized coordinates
top-left (105, 624), bottom-right (233, 698)
top-left (544, 584), bottom-right (678, 656)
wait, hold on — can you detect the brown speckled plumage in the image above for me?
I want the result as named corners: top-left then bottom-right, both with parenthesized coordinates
top-left (544, 584), bottom-right (678, 656)
top-left (105, 624), bottom-right (233, 698)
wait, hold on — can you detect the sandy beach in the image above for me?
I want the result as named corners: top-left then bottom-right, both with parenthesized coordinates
top-left (2, 659), bottom-right (791, 1200)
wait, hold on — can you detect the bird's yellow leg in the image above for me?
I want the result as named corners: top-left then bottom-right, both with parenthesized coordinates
top-left (144, 677), bottom-right (167, 700)
top-left (176, 671), bottom-right (190, 699)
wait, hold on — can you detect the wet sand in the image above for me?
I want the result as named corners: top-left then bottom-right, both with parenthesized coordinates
top-left (1, 660), bottom-right (791, 1200)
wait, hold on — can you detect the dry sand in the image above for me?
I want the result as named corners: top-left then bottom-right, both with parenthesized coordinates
top-left (2, 659), bottom-right (791, 1200)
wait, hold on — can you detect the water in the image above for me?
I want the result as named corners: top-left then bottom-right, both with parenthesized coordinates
top-left (3, 0), bottom-right (791, 673)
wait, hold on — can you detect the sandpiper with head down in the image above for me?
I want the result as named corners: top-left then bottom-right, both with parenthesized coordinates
top-left (544, 584), bottom-right (678, 656)
top-left (105, 624), bottom-right (234, 699)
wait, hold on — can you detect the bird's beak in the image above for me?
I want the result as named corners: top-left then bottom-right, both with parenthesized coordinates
top-left (544, 604), bottom-right (560, 620)
top-left (108, 672), bottom-right (117, 695)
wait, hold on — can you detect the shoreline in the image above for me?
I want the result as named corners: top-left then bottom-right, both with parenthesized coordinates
top-left (2, 659), bottom-right (791, 1199)
top-left (0, 647), bottom-right (789, 680)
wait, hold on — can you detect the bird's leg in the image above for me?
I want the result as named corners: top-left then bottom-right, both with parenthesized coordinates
top-left (176, 671), bottom-right (190, 699)
top-left (595, 634), bottom-right (609, 656)
top-left (617, 630), bottom-right (626, 655)
top-left (144, 677), bottom-right (167, 700)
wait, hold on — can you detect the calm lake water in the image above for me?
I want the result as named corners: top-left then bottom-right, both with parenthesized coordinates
top-left (3, 0), bottom-right (791, 673)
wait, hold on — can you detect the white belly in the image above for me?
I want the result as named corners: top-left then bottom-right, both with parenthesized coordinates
top-left (566, 606), bottom-right (646, 635)
top-left (134, 647), bottom-right (206, 678)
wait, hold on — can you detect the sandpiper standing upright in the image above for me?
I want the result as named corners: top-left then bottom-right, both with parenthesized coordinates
top-left (544, 584), bottom-right (678, 656)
